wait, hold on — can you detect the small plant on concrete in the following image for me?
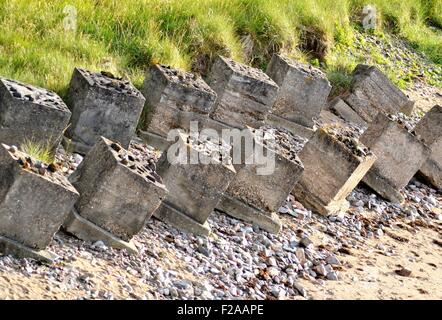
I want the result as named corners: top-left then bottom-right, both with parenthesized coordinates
top-left (20, 139), bottom-right (55, 164)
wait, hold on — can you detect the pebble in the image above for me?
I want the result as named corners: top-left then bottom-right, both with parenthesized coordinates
top-left (0, 143), bottom-right (438, 301)
top-left (268, 257), bottom-right (277, 267)
top-left (395, 268), bottom-right (412, 277)
top-left (268, 267), bottom-right (280, 277)
top-left (355, 200), bottom-right (365, 207)
top-left (169, 287), bottom-right (178, 297)
top-left (197, 238), bottom-right (211, 257)
top-left (293, 282), bottom-right (307, 297)
top-left (92, 240), bottom-right (108, 251)
top-left (271, 287), bottom-right (286, 299)
top-left (299, 237), bottom-right (313, 249)
top-left (314, 264), bottom-right (327, 276)
top-left (296, 248), bottom-right (307, 264)
top-left (411, 196), bottom-right (421, 203)
top-left (325, 254), bottom-right (341, 266)
top-left (174, 279), bottom-right (192, 290)
top-left (326, 272), bottom-right (339, 281)
top-left (426, 196), bottom-right (437, 206)
top-left (72, 153), bottom-right (83, 165)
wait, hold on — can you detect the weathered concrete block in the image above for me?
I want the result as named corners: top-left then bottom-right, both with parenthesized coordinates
top-left (266, 54), bottom-right (331, 127)
top-left (154, 132), bottom-right (236, 235)
top-left (67, 137), bottom-right (167, 242)
top-left (317, 109), bottom-right (346, 126)
top-left (0, 235), bottom-right (59, 264)
top-left (139, 115), bottom-right (232, 152)
top-left (360, 113), bottom-right (431, 203)
top-left (139, 64), bottom-right (217, 149)
top-left (217, 126), bottom-right (305, 233)
top-left (329, 98), bottom-right (367, 128)
top-left (63, 209), bottom-right (139, 254)
top-left (413, 105), bottom-right (442, 191)
top-left (343, 65), bottom-right (414, 122)
top-left (0, 78), bottom-right (71, 150)
top-left (207, 56), bottom-right (279, 129)
top-left (142, 64), bottom-right (217, 116)
top-left (66, 68), bottom-right (145, 154)
top-left (154, 202), bottom-right (211, 236)
top-left (217, 195), bottom-right (283, 234)
top-left (293, 125), bottom-right (376, 215)
top-left (0, 144), bottom-right (79, 254)
top-left (265, 113), bottom-right (315, 140)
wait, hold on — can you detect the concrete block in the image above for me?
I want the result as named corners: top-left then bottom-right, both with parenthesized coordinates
top-left (329, 97), bottom-right (368, 128)
top-left (207, 56), bottom-right (279, 129)
top-left (63, 209), bottom-right (138, 254)
top-left (138, 114), bottom-right (232, 152)
top-left (343, 65), bottom-right (414, 122)
top-left (67, 137), bottom-right (167, 242)
top-left (265, 113), bottom-right (315, 140)
top-left (360, 113), bottom-right (431, 203)
top-left (217, 126), bottom-right (305, 233)
top-left (142, 64), bottom-right (217, 114)
top-left (0, 143), bottom-right (79, 253)
top-left (66, 68), bottom-right (145, 154)
top-left (139, 64), bottom-right (217, 143)
top-left (317, 109), bottom-right (346, 126)
top-left (293, 125), bottom-right (376, 215)
top-left (0, 235), bottom-right (59, 264)
top-left (266, 54), bottom-right (331, 127)
top-left (0, 77), bottom-right (71, 150)
top-left (154, 132), bottom-right (236, 234)
top-left (413, 105), bottom-right (442, 191)
top-left (154, 202), bottom-right (211, 236)
top-left (217, 194), bottom-right (282, 234)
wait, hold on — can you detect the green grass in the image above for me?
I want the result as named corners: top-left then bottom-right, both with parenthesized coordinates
top-left (20, 139), bottom-right (55, 164)
top-left (0, 0), bottom-right (440, 98)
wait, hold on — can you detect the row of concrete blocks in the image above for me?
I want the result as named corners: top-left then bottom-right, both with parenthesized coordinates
top-left (324, 99), bottom-right (441, 195)
top-left (0, 54), bottom-right (330, 157)
top-left (155, 107), bottom-right (440, 240)
top-left (136, 55), bottom-right (440, 234)
top-left (0, 52), bottom-right (424, 161)
top-left (0, 104), bottom-right (438, 264)
top-left (321, 63), bottom-right (440, 194)
top-left (138, 56), bottom-right (323, 237)
top-left (0, 53), bottom-right (330, 262)
top-left (302, 106), bottom-right (442, 208)
top-left (0, 53), bottom-right (332, 260)
top-left (291, 61), bottom-right (441, 209)
top-left (141, 58), bottom-right (440, 238)
top-left (0, 53), bottom-right (440, 262)
top-left (139, 55), bottom-right (340, 238)
top-left (154, 126), bottom-right (306, 238)
top-left (139, 54), bottom-right (332, 150)
top-left (0, 124), bottom-right (301, 262)
top-left (0, 135), bottom-right (169, 262)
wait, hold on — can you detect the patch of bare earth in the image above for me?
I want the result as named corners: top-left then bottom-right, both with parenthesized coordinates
top-left (300, 218), bottom-right (442, 300)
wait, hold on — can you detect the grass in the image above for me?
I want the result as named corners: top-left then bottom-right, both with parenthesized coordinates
top-left (20, 139), bottom-right (55, 164)
top-left (0, 0), bottom-right (440, 99)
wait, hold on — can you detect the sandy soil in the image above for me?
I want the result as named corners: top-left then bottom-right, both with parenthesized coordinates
top-left (300, 217), bottom-right (442, 300)
top-left (0, 210), bottom-right (440, 300)
top-left (0, 81), bottom-right (440, 300)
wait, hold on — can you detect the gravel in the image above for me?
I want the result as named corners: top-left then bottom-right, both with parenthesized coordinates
top-left (0, 141), bottom-right (439, 300)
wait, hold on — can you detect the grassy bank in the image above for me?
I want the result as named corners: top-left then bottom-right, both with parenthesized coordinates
top-left (0, 0), bottom-right (440, 97)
